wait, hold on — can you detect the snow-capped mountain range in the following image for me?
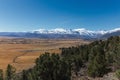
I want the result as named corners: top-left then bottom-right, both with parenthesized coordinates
top-left (33, 28), bottom-right (120, 35)
top-left (32, 28), bottom-right (120, 38)
top-left (0, 28), bottom-right (120, 40)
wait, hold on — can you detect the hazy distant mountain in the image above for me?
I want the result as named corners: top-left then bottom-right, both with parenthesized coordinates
top-left (100, 28), bottom-right (120, 39)
top-left (0, 28), bottom-right (120, 40)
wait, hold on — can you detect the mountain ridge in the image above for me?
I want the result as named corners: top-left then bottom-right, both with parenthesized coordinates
top-left (0, 28), bottom-right (120, 40)
top-left (33, 28), bottom-right (120, 35)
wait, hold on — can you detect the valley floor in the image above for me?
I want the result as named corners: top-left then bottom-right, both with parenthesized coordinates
top-left (0, 38), bottom-right (89, 72)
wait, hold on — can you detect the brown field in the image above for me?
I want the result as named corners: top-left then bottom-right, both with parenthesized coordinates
top-left (0, 38), bottom-right (89, 72)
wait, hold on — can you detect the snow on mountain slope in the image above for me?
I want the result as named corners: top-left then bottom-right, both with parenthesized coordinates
top-left (107, 28), bottom-right (120, 33)
top-left (33, 28), bottom-right (105, 36)
top-left (0, 28), bottom-right (120, 40)
top-left (33, 28), bottom-right (120, 35)
top-left (33, 28), bottom-right (72, 34)
top-left (32, 28), bottom-right (120, 39)
top-left (72, 28), bottom-right (96, 36)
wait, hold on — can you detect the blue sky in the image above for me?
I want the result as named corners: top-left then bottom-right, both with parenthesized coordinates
top-left (0, 0), bottom-right (120, 31)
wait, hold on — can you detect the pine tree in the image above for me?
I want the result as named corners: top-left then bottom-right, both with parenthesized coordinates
top-left (22, 70), bottom-right (28, 80)
top-left (88, 45), bottom-right (107, 77)
top-left (113, 44), bottom-right (120, 70)
top-left (6, 64), bottom-right (16, 80)
top-left (0, 69), bottom-right (3, 80)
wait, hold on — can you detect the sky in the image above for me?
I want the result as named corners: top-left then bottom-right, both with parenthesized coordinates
top-left (0, 0), bottom-right (120, 31)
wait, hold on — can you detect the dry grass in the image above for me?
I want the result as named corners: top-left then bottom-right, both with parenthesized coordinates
top-left (0, 38), bottom-right (89, 72)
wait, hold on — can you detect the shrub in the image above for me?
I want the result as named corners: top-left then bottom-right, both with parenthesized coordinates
top-left (115, 69), bottom-right (120, 79)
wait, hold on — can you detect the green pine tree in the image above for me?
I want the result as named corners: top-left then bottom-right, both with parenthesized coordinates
top-left (6, 64), bottom-right (16, 80)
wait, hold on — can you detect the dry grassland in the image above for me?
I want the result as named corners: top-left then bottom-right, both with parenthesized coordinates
top-left (0, 38), bottom-right (89, 72)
